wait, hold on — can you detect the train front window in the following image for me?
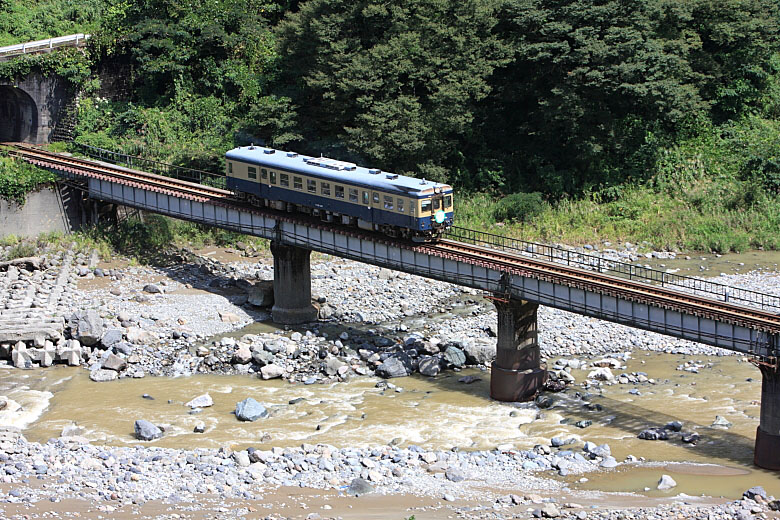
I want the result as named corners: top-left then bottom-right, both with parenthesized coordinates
top-left (421, 200), bottom-right (432, 213)
top-left (270, 171), bottom-right (277, 184)
top-left (321, 183), bottom-right (331, 196)
top-left (308, 180), bottom-right (316, 193)
top-left (294, 177), bottom-right (303, 189)
top-left (349, 188), bottom-right (358, 202)
top-left (280, 173), bottom-right (289, 187)
top-left (247, 166), bottom-right (257, 179)
top-left (444, 195), bottom-right (452, 208)
top-left (335, 185), bottom-right (344, 199)
top-left (384, 196), bottom-right (393, 210)
top-left (433, 198), bottom-right (441, 210)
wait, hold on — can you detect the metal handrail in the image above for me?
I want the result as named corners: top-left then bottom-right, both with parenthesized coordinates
top-left (444, 226), bottom-right (780, 312)
top-left (70, 142), bottom-right (226, 189)
top-left (0, 34), bottom-right (90, 58)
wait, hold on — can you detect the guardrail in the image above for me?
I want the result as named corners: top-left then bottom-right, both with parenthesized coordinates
top-left (0, 34), bottom-right (90, 59)
top-left (70, 142), bottom-right (226, 189)
top-left (445, 226), bottom-right (780, 312)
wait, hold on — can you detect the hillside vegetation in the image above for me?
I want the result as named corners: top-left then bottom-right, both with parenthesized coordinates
top-left (1, 0), bottom-right (778, 252)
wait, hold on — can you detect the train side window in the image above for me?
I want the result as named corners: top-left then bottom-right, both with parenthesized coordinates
top-left (228, 162), bottom-right (233, 174)
top-left (308, 179), bottom-right (317, 193)
top-left (363, 191), bottom-right (370, 205)
top-left (349, 188), bottom-right (359, 202)
top-left (280, 173), bottom-right (289, 187)
top-left (321, 183), bottom-right (331, 196)
top-left (294, 177), bottom-right (303, 189)
top-left (373, 193), bottom-right (380, 204)
top-left (270, 171), bottom-right (277, 184)
top-left (397, 198), bottom-right (404, 213)
top-left (433, 198), bottom-right (441, 210)
top-left (261, 168), bottom-right (268, 180)
top-left (421, 200), bottom-right (432, 213)
top-left (444, 195), bottom-right (452, 208)
top-left (384, 196), bottom-right (393, 210)
top-left (247, 166), bottom-right (257, 180)
top-left (335, 185), bottom-right (344, 199)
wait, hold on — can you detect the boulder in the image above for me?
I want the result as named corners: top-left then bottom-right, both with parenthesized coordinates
top-left (418, 356), bottom-right (441, 377)
top-left (101, 353), bottom-right (127, 372)
top-left (323, 357), bottom-right (346, 376)
top-left (252, 350), bottom-right (275, 367)
top-left (443, 346), bottom-right (466, 368)
top-left (711, 415), bottom-right (732, 429)
top-left (744, 486), bottom-right (767, 501)
top-left (232, 344), bottom-right (252, 364)
top-left (89, 369), bottom-right (118, 382)
top-left (638, 428), bottom-right (669, 441)
top-left (462, 339), bottom-right (495, 365)
top-left (346, 477), bottom-right (374, 496)
top-left (235, 398), bottom-right (268, 421)
top-left (134, 420), bottom-right (163, 441)
top-left (260, 364), bottom-right (285, 379)
top-left (587, 367), bottom-right (615, 381)
top-left (657, 474), bottom-right (677, 490)
top-left (445, 467), bottom-right (465, 482)
top-left (219, 311), bottom-right (241, 323)
top-left (246, 280), bottom-right (274, 307)
top-left (143, 284), bottom-right (162, 294)
top-left (126, 327), bottom-right (157, 344)
top-left (186, 394), bottom-right (214, 409)
top-left (76, 310), bottom-right (103, 346)
top-left (101, 328), bottom-right (123, 348)
top-left (376, 357), bottom-right (409, 378)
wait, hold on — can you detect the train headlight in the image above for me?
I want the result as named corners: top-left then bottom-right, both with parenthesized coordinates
top-left (434, 210), bottom-right (446, 224)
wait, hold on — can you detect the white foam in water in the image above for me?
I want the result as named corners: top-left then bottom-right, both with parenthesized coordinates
top-left (0, 390), bottom-right (54, 429)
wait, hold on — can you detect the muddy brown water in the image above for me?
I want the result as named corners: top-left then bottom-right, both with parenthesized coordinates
top-left (3, 351), bottom-right (779, 500)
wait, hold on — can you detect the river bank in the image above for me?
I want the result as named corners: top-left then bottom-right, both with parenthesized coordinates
top-left (0, 241), bottom-right (779, 519)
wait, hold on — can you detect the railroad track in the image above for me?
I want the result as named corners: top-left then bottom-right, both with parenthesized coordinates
top-left (427, 240), bottom-right (780, 332)
top-left (5, 142), bottom-right (779, 335)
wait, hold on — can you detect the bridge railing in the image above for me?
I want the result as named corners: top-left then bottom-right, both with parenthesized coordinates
top-left (70, 142), bottom-right (226, 189)
top-left (0, 34), bottom-right (90, 59)
top-left (445, 226), bottom-right (780, 312)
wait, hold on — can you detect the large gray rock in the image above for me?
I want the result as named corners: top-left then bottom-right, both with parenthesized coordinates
top-left (252, 350), bottom-right (275, 367)
top-left (443, 346), bottom-right (466, 367)
top-left (445, 467), bottom-right (465, 482)
top-left (126, 327), bottom-right (156, 344)
top-left (246, 281), bottom-right (274, 307)
top-left (462, 339), bottom-right (495, 365)
top-left (235, 398), bottom-right (268, 421)
top-left (232, 344), bottom-right (252, 364)
top-left (376, 357), bottom-right (409, 378)
top-left (260, 364), bottom-right (284, 379)
top-left (323, 357), bottom-right (346, 376)
top-left (657, 474), bottom-right (677, 490)
top-left (346, 477), bottom-right (374, 496)
top-left (143, 284), bottom-right (162, 294)
top-left (134, 420), bottom-right (163, 441)
top-left (89, 369), bottom-right (118, 382)
top-left (101, 328), bottom-right (123, 348)
top-left (418, 356), bottom-right (441, 377)
top-left (76, 310), bottom-right (104, 346)
top-left (186, 394), bottom-right (214, 408)
top-left (101, 353), bottom-right (127, 372)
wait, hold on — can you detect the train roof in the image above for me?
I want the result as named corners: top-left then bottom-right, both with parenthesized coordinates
top-left (225, 146), bottom-right (452, 197)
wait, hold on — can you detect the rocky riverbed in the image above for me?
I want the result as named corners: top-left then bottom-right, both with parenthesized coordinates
top-left (0, 240), bottom-right (779, 519)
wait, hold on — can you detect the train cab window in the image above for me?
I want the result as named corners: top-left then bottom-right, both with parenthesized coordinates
top-left (397, 198), bottom-right (404, 213)
top-left (433, 198), bottom-right (441, 210)
top-left (444, 195), bottom-right (452, 208)
top-left (228, 162), bottom-right (233, 174)
top-left (294, 177), bottom-right (303, 189)
top-left (373, 193), bottom-right (380, 204)
top-left (363, 191), bottom-right (370, 205)
top-left (421, 200), bottom-right (432, 213)
top-left (335, 185), bottom-right (345, 199)
top-left (308, 179), bottom-right (317, 193)
top-left (384, 196), bottom-right (393, 210)
top-left (270, 171), bottom-right (277, 184)
top-left (247, 166), bottom-right (257, 179)
top-left (321, 183), bottom-right (331, 196)
top-left (280, 173), bottom-right (289, 187)
top-left (261, 168), bottom-right (268, 180)
top-left (349, 188), bottom-right (359, 202)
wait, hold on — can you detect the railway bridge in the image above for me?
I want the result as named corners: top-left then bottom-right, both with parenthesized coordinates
top-left (6, 143), bottom-right (780, 469)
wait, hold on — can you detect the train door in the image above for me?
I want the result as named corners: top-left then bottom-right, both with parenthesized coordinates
top-left (431, 194), bottom-right (446, 226)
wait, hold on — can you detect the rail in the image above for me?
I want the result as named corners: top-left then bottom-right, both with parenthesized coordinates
top-left (444, 226), bottom-right (780, 313)
top-left (70, 142), bottom-right (226, 189)
top-left (0, 34), bottom-right (90, 59)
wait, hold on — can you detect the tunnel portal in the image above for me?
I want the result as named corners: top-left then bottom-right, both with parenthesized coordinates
top-left (0, 85), bottom-right (38, 142)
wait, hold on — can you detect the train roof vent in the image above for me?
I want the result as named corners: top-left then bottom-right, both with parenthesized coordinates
top-left (286, 152), bottom-right (298, 158)
top-left (305, 156), bottom-right (357, 171)
top-left (386, 173), bottom-right (399, 180)
top-left (368, 168), bottom-right (381, 175)
top-left (263, 148), bottom-right (275, 154)
top-left (248, 143), bottom-right (256, 150)
top-left (420, 178), bottom-right (427, 185)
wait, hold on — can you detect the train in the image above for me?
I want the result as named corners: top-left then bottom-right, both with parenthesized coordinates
top-left (224, 145), bottom-right (454, 241)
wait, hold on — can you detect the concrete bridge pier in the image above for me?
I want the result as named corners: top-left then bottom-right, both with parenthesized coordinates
top-left (490, 298), bottom-right (547, 401)
top-left (270, 242), bottom-right (318, 324)
top-left (755, 363), bottom-right (780, 470)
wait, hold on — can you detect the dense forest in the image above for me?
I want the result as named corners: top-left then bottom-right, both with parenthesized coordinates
top-left (1, 0), bottom-right (779, 251)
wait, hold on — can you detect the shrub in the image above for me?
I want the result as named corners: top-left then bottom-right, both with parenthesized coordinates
top-left (493, 192), bottom-right (545, 223)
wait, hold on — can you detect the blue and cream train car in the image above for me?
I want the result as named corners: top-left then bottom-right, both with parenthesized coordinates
top-left (225, 146), bottom-right (454, 241)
